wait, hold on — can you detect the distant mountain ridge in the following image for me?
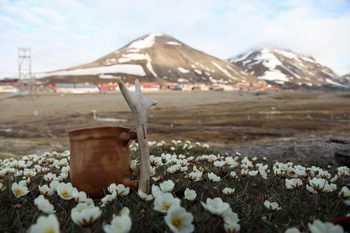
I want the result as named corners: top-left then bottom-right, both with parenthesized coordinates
top-left (228, 48), bottom-right (345, 88)
top-left (35, 34), bottom-right (348, 89)
top-left (38, 33), bottom-right (259, 85)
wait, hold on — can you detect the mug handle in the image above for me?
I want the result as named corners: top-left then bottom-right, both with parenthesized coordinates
top-left (127, 128), bottom-right (137, 146)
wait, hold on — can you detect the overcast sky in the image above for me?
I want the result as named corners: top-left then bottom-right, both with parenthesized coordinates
top-left (1, 0), bottom-right (350, 77)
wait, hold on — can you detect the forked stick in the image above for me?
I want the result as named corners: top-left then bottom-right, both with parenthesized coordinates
top-left (117, 79), bottom-right (157, 193)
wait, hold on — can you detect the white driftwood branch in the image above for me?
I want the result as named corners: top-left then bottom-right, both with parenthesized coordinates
top-left (117, 79), bottom-right (157, 193)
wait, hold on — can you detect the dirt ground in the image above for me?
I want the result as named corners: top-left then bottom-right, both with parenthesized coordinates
top-left (1, 90), bottom-right (350, 162)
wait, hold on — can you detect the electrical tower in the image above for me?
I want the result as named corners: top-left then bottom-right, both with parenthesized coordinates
top-left (17, 48), bottom-right (35, 96)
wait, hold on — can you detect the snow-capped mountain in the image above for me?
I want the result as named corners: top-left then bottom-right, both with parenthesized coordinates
top-left (229, 48), bottom-right (343, 88)
top-left (338, 73), bottom-right (350, 87)
top-left (38, 33), bottom-right (258, 85)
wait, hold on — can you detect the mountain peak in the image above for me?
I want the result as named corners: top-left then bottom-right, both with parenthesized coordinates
top-left (229, 47), bottom-right (342, 87)
top-left (126, 33), bottom-right (182, 50)
top-left (37, 33), bottom-right (256, 86)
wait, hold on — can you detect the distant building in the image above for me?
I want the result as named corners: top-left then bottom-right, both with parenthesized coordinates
top-left (0, 81), bottom-right (18, 93)
top-left (55, 83), bottom-right (99, 94)
top-left (98, 83), bottom-right (119, 93)
top-left (210, 84), bottom-right (236, 91)
top-left (141, 82), bottom-right (160, 92)
top-left (0, 84), bottom-right (18, 93)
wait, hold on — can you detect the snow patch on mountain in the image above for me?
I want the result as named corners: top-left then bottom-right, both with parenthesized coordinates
top-left (38, 64), bottom-right (146, 78)
top-left (177, 67), bottom-right (190, 74)
top-left (194, 69), bottom-right (203, 75)
top-left (166, 41), bottom-right (181, 46)
top-left (258, 49), bottom-right (282, 69)
top-left (325, 78), bottom-right (342, 86)
top-left (260, 70), bottom-right (289, 82)
top-left (212, 62), bottom-right (235, 79)
top-left (273, 49), bottom-right (299, 60)
top-left (128, 33), bottom-right (163, 49)
top-left (230, 50), bottom-right (253, 63)
top-left (146, 60), bottom-right (158, 77)
top-left (117, 53), bottom-right (149, 63)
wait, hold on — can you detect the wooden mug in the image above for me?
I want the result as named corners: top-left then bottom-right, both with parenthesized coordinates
top-left (69, 126), bottom-right (137, 197)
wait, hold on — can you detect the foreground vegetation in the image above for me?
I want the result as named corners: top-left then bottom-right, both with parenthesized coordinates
top-left (0, 140), bottom-right (349, 232)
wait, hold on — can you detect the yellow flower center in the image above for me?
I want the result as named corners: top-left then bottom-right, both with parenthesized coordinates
top-left (61, 190), bottom-right (71, 198)
top-left (172, 216), bottom-right (182, 228)
top-left (163, 203), bottom-right (172, 211)
top-left (44, 226), bottom-right (55, 233)
top-left (14, 189), bottom-right (23, 196)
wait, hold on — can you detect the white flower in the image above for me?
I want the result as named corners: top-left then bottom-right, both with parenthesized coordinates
top-left (184, 188), bottom-right (196, 201)
top-left (339, 186), bottom-right (350, 199)
top-left (103, 213), bottom-right (132, 233)
top-left (167, 164), bottom-right (181, 174)
top-left (308, 219), bottom-right (343, 233)
top-left (293, 165), bottom-right (307, 177)
top-left (230, 171), bottom-right (238, 178)
top-left (23, 169), bottom-right (37, 178)
top-left (56, 182), bottom-right (75, 200)
top-left (308, 178), bottom-right (337, 193)
top-left (138, 190), bottom-right (154, 201)
top-left (241, 169), bottom-right (249, 176)
top-left (11, 182), bottom-right (29, 197)
top-left (57, 172), bottom-right (68, 181)
top-left (208, 172), bottom-right (221, 182)
top-left (160, 180), bottom-right (175, 192)
top-left (285, 227), bottom-right (300, 233)
top-left (74, 191), bottom-right (88, 203)
top-left (28, 214), bottom-right (60, 233)
top-left (152, 176), bottom-right (162, 182)
top-left (19, 179), bottom-right (29, 186)
top-left (34, 195), bottom-right (55, 214)
top-left (150, 155), bottom-right (163, 166)
top-left (38, 184), bottom-right (54, 196)
top-left (316, 170), bottom-right (332, 179)
top-left (71, 203), bottom-right (101, 227)
top-left (115, 184), bottom-right (130, 197)
top-left (263, 200), bottom-right (281, 211)
top-left (165, 206), bottom-right (194, 233)
top-left (248, 170), bottom-right (258, 176)
top-left (130, 160), bottom-right (138, 172)
top-left (0, 182), bottom-right (5, 191)
top-left (119, 207), bottom-right (130, 216)
top-left (84, 198), bottom-right (95, 205)
top-left (101, 191), bottom-right (117, 207)
top-left (150, 165), bottom-right (156, 176)
top-left (213, 160), bottom-right (225, 168)
top-left (222, 209), bottom-right (240, 224)
top-left (49, 181), bottom-right (60, 191)
top-left (258, 164), bottom-right (268, 179)
top-left (330, 175), bottom-right (339, 183)
top-left (337, 166), bottom-right (350, 177)
top-left (188, 170), bottom-right (202, 181)
top-left (108, 183), bottom-right (118, 193)
top-left (154, 193), bottom-right (181, 213)
top-left (222, 187), bottom-right (235, 195)
top-left (224, 222), bottom-right (240, 233)
top-left (201, 198), bottom-right (230, 215)
top-left (306, 185), bottom-right (318, 194)
top-left (151, 185), bottom-right (163, 198)
top-left (43, 173), bottom-right (57, 182)
top-left (285, 178), bottom-right (303, 190)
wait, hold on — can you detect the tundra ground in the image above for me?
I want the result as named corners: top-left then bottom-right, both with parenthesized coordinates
top-left (0, 90), bottom-right (350, 162)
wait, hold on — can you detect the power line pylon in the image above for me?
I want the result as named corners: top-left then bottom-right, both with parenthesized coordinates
top-left (18, 48), bottom-right (35, 96)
